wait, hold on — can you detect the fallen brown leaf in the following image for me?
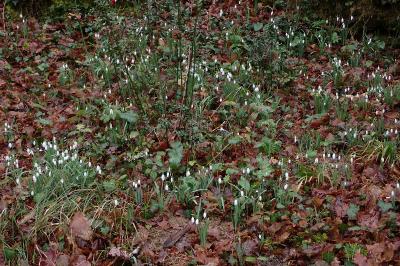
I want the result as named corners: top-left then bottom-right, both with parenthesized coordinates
top-left (70, 212), bottom-right (92, 241)
top-left (353, 251), bottom-right (368, 266)
top-left (277, 231), bottom-right (290, 243)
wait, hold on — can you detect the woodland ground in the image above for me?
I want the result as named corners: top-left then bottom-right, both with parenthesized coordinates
top-left (0, 1), bottom-right (400, 265)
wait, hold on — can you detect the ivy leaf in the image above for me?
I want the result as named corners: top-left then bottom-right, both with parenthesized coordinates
top-left (228, 135), bottom-right (242, 144)
top-left (365, 60), bottom-right (373, 68)
top-left (377, 200), bottom-right (392, 213)
top-left (376, 40), bottom-right (385, 49)
top-left (226, 168), bottom-right (238, 175)
top-left (36, 117), bottom-right (53, 126)
top-left (119, 110), bottom-right (138, 124)
top-left (253, 22), bottom-right (263, 32)
top-left (3, 247), bottom-right (17, 260)
top-left (102, 180), bottom-right (116, 192)
top-left (331, 32), bottom-right (339, 44)
top-left (238, 176), bottom-right (250, 191)
top-left (347, 203), bottom-right (359, 220)
top-left (168, 141), bottom-right (183, 168)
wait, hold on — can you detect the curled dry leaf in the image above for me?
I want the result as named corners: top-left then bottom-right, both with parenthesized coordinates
top-left (333, 198), bottom-right (348, 218)
top-left (353, 251), bottom-right (368, 266)
top-left (56, 254), bottom-right (70, 266)
top-left (357, 210), bottom-right (379, 230)
top-left (70, 255), bottom-right (90, 266)
top-left (70, 212), bottom-right (93, 241)
top-left (108, 247), bottom-right (131, 260)
top-left (277, 231), bottom-right (290, 243)
top-left (242, 239), bottom-right (258, 256)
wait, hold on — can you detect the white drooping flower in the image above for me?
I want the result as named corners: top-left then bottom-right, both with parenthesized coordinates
top-left (96, 165), bottom-right (102, 175)
top-left (233, 199), bottom-right (238, 206)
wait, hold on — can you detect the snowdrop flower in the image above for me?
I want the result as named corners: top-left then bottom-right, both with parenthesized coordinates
top-left (246, 167), bottom-right (250, 174)
top-left (284, 183), bottom-right (289, 190)
top-left (285, 172), bottom-right (289, 180)
top-left (8, 143), bottom-right (12, 149)
top-left (191, 217), bottom-right (195, 224)
top-left (114, 199), bottom-right (119, 206)
top-left (195, 218), bottom-right (199, 225)
top-left (96, 165), bottom-right (102, 175)
top-left (161, 173), bottom-right (166, 181)
top-left (60, 178), bottom-right (64, 184)
top-left (186, 170), bottom-right (190, 177)
top-left (203, 212), bottom-right (207, 219)
top-left (165, 184), bottom-right (169, 191)
top-left (314, 157), bottom-right (319, 164)
top-left (218, 177), bottom-right (222, 184)
top-left (233, 199), bottom-right (238, 206)
top-left (240, 190), bottom-right (244, 197)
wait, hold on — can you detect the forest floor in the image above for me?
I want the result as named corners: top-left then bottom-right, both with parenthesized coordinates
top-left (0, 1), bottom-right (400, 265)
